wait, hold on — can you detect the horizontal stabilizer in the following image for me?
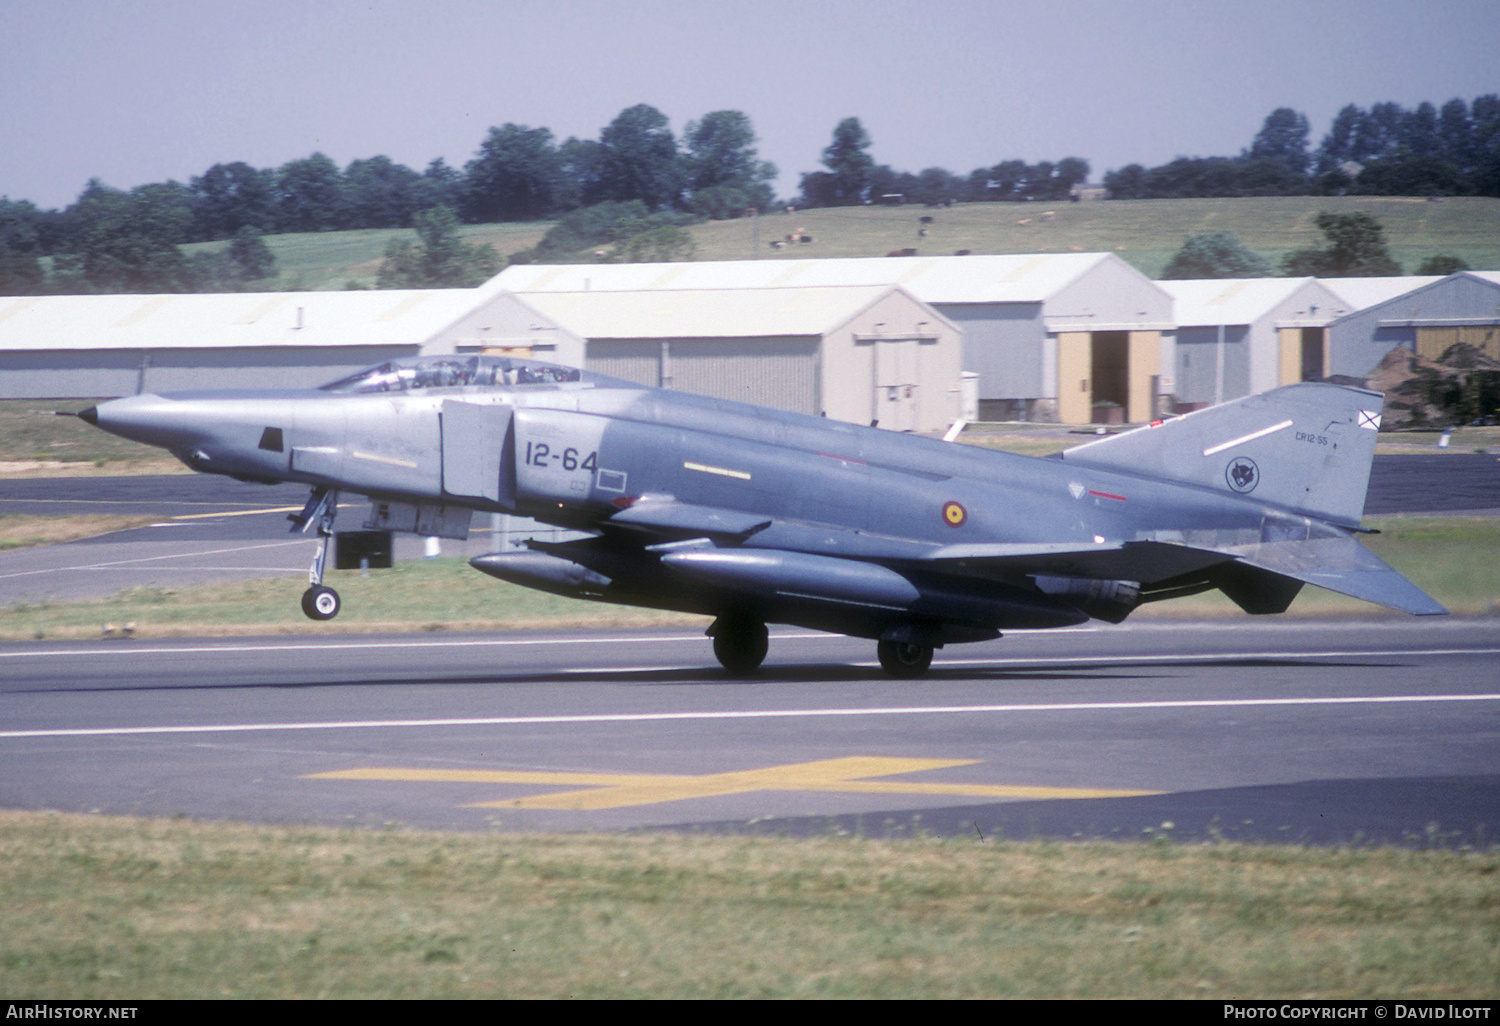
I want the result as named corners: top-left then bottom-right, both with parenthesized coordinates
top-left (1224, 535), bottom-right (1447, 616)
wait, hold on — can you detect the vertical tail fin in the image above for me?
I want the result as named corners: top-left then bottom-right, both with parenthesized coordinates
top-left (1061, 383), bottom-right (1382, 528)
top-left (1061, 384), bottom-right (1445, 616)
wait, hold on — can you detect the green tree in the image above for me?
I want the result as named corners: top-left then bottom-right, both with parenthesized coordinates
top-left (69, 180), bottom-right (196, 292)
top-left (1417, 254), bottom-right (1470, 276)
top-left (0, 198), bottom-right (47, 293)
top-left (189, 162), bottom-right (278, 240)
top-left (554, 137), bottom-right (605, 211)
top-left (1247, 107), bottom-right (1311, 177)
top-left (377, 206), bottom-right (499, 288)
top-left (0, 238), bottom-right (44, 293)
top-left (801, 117), bottom-right (875, 206)
top-left (228, 226), bottom-right (277, 280)
top-left (1282, 212), bottom-right (1402, 277)
top-left (683, 110), bottom-right (776, 213)
top-left (595, 104), bottom-right (684, 210)
top-left (687, 184), bottom-right (750, 221)
top-left (1102, 163), bottom-right (1146, 199)
top-left (276, 153), bottom-right (346, 232)
top-left (412, 158), bottom-right (464, 214)
top-left (1160, 231), bottom-right (1274, 279)
top-left (461, 124), bottom-right (563, 222)
top-left (343, 155), bottom-right (423, 228)
top-left (1053, 157), bottom-right (1091, 198)
top-left (607, 224), bottom-right (697, 263)
top-left (1316, 104), bottom-right (1365, 173)
top-left (987, 159), bottom-right (1029, 200)
top-left (186, 226), bottom-right (279, 291)
top-left (527, 200), bottom-right (697, 263)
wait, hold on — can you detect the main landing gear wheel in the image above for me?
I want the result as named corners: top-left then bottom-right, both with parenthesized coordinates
top-left (877, 640), bottom-right (934, 679)
top-left (711, 613), bottom-right (769, 676)
top-left (301, 585), bottom-right (341, 621)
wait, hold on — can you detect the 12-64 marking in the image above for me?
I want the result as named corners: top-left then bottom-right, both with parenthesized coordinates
top-left (525, 441), bottom-right (598, 473)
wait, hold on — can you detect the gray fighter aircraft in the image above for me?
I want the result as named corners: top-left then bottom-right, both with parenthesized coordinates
top-left (80, 353), bottom-right (1444, 677)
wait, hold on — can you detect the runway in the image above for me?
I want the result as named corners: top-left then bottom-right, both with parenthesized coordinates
top-left (3, 619), bottom-right (1497, 845)
top-left (2, 457), bottom-right (1498, 844)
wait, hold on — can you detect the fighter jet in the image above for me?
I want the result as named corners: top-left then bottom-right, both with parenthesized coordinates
top-left (79, 353), bottom-right (1444, 677)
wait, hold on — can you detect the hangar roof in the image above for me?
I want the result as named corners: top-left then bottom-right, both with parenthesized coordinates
top-left (0, 290), bottom-right (482, 352)
top-left (519, 285), bottom-right (931, 339)
top-left (1317, 276), bottom-right (1443, 312)
top-left (1159, 277), bottom-right (1349, 326)
top-left (490, 252), bottom-right (1144, 305)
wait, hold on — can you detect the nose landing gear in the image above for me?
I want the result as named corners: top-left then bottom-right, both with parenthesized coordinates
top-left (293, 487), bottom-right (342, 621)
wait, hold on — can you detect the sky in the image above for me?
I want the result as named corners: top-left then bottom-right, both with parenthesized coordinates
top-left (3, 0), bottom-right (1498, 211)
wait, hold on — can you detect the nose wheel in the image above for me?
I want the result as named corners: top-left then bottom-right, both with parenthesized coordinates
top-left (301, 585), bottom-right (341, 621)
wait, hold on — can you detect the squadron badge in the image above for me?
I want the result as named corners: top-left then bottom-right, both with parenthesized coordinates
top-left (1225, 456), bottom-right (1259, 493)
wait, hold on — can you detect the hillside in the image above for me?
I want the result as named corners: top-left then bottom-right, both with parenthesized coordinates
top-left (208, 196), bottom-right (1500, 290)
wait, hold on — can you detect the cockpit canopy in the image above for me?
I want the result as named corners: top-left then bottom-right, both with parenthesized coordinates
top-left (319, 354), bottom-right (587, 394)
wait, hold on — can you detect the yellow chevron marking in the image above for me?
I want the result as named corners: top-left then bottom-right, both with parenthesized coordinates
top-left (307, 757), bottom-right (1161, 811)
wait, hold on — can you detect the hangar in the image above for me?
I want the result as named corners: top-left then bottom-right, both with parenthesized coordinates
top-left (0, 289), bottom-right (583, 399)
top-left (518, 284), bottom-right (963, 432)
top-left (492, 253), bottom-right (1174, 424)
top-left (1158, 277), bottom-right (1351, 408)
top-left (1324, 271), bottom-right (1500, 378)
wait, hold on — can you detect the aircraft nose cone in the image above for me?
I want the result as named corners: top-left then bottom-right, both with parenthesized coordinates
top-left (83, 393), bottom-right (201, 449)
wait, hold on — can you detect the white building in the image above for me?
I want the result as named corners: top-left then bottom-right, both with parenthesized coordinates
top-left (518, 284), bottom-right (964, 432)
top-left (493, 253), bottom-right (1175, 424)
top-left (0, 289), bottom-right (583, 399)
top-left (1157, 278), bottom-right (1351, 407)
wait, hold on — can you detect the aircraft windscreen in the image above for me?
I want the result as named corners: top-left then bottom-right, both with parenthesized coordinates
top-left (319, 355), bottom-right (584, 394)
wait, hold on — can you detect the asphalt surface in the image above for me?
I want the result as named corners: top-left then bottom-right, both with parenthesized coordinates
top-left (2, 620), bottom-right (1497, 845)
top-left (1, 455), bottom-right (1497, 845)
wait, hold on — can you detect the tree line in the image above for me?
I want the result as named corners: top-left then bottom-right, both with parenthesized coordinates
top-left (1105, 97), bottom-right (1500, 200)
top-left (0, 104), bottom-right (778, 294)
top-left (2, 95), bottom-right (1497, 295)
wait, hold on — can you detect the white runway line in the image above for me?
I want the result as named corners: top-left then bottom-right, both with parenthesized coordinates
top-left (5, 692), bottom-right (1499, 740)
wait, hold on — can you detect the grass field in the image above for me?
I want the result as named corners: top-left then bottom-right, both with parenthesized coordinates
top-left (1, 516), bottom-right (1494, 641)
top-left (1, 811), bottom-right (1494, 999)
top-left (183, 221), bottom-right (553, 291)
top-left (691, 195), bottom-right (1500, 278)
top-left (180, 195), bottom-right (1500, 289)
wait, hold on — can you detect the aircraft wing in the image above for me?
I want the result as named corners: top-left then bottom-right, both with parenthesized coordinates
top-left (926, 534), bottom-right (1445, 617)
top-left (599, 499), bottom-right (1444, 619)
top-left (924, 539), bottom-right (1234, 584)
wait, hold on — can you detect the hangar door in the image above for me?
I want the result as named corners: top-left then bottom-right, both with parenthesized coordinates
top-left (1278, 327), bottom-right (1328, 385)
top-left (1057, 330), bottom-right (1160, 424)
top-left (586, 337), bottom-right (819, 416)
top-left (1415, 324), bottom-right (1499, 363)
